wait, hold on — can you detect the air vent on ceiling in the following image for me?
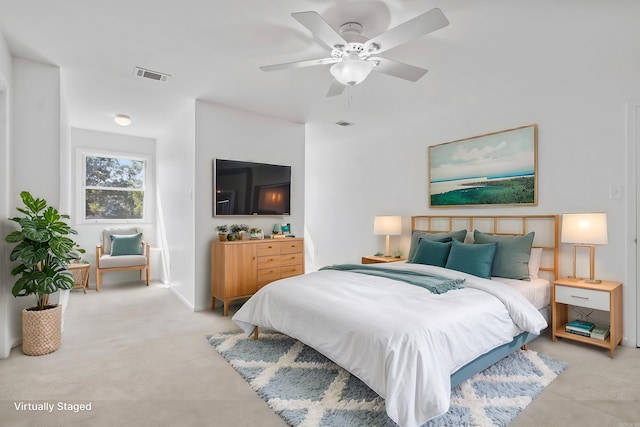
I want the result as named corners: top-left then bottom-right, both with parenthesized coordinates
top-left (335, 120), bottom-right (354, 127)
top-left (134, 67), bottom-right (170, 83)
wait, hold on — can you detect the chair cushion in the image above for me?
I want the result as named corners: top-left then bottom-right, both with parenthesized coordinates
top-left (110, 233), bottom-right (143, 256)
top-left (102, 227), bottom-right (139, 254)
top-left (99, 254), bottom-right (147, 269)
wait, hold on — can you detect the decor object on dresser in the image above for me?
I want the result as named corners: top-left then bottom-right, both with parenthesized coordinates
top-left (5, 191), bottom-right (85, 355)
top-left (216, 224), bottom-right (228, 241)
top-left (428, 124), bottom-right (537, 207)
top-left (373, 215), bottom-right (401, 257)
top-left (211, 238), bottom-right (304, 316)
top-left (95, 227), bottom-right (150, 291)
top-left (249, 228), bottom-right (263, 239)
top-left (551, 278), bottom-right (622, 358)
top-left (208, 330), bottom-right (566, 427)
top-left (560, 212), bottom-right (608, 283)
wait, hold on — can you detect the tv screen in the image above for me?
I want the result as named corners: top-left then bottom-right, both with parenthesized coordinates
top-left (214, 159), bottom-right (291, 216)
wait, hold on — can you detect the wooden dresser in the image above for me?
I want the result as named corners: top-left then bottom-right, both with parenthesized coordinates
top-left (210, 238), bottom-right (304, 316)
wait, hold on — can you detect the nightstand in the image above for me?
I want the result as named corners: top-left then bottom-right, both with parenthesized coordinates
top-left (361, 256), bottom-right (407, 264)
top-left (551, 278), bottom-right (622, 358)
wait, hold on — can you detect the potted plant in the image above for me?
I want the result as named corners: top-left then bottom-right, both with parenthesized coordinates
top-left (230, 224), bottom-right (250, 240)
top-left (5, 191), bottom-right (84, 356)
top-left (249, 227), bottom-right (263, 240)
top-left (239, 224), bottom-right (250, 240)
top-left (216, 224), bottom-right (228, 242)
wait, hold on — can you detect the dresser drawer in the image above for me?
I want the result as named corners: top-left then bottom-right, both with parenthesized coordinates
top-left (281, 240), bottom-right (303, 254)
top-left (555, 285), bottom-right (610, 311)
top-left (280, 253), bottom-right (303, 266)
top-left (257, 242), bottom-right (281, 256)
top-left (281, 265), bottom-right (303, 278)
top-left (257, 255), bottom-right (281, 269)
top-left (257, 267), bottom-right (281, 284)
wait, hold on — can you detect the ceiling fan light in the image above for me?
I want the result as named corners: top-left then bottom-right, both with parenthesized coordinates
top-left (114, 114), bottom-right (132, 126)
top-left (330, 56), bottom-right (373, 86)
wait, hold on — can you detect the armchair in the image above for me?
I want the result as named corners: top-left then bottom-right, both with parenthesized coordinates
top-left (95, 227), bottom-right (150, 291)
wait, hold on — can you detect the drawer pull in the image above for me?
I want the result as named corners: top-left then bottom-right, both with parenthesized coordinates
top-left (571, 295), bottom-right (589, 300)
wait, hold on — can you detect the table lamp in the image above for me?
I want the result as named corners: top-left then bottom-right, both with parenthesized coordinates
top-left (560, 213), bottom-right (608, 283)
top-left (374, 216), bottom-right (402, 257)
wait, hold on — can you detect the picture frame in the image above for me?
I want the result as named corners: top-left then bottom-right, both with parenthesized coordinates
top-left (428, 124), bottom-right (537, 207)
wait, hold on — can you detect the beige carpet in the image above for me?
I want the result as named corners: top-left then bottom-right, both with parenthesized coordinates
top-left (0, 281), bottom-right (638, 426)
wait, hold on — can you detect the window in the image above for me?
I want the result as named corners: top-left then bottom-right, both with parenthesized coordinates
top-left (81, 153), bottom-right (148, 222)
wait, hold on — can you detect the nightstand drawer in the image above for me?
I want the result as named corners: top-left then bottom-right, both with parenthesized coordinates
top-left (555, 285), bottom-right (610, 311)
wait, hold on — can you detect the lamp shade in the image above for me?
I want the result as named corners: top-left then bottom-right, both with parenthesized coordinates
top-left (330, 54), bottom-right (373, 86)
top-left (374, 216), bottom-right (402, 236)
top-left (561, 213), bottom-right (608, 245)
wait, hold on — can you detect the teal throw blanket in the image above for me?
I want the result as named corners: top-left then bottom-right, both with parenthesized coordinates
top-left (319, 264), bottom-right (465, 294)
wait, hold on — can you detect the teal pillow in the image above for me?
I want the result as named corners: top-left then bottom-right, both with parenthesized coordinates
top-left (445, 240), bottom-right (497, 279)
top-left (408, 229), bottom-right (467, 262)
top-left (473, 230), bottom-right (535, 280)
top-left (110, 233), bottom-right (143, 256)
top-left (411, 239), bottom-right (452, 267)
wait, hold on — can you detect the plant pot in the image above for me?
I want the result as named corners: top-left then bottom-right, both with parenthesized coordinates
top-left (22, 304), bottom-right (62, 356)
top-left (218, 233), bottom-right (227, 242)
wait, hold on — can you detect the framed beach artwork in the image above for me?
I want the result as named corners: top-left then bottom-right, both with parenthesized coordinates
top-left (428, 124), bottom-right (538, 207)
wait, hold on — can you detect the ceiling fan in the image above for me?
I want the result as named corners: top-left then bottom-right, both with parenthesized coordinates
top-left (260, 8), bottom-right (449, 97)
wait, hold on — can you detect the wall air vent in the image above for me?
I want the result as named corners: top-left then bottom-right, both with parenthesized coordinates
top-left (335, 120), bottom-right (354, 127)
top-left (134, 67), bottom-right (170, 83)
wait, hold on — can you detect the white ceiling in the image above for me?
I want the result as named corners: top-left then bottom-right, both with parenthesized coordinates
top-left (0, 1), bottom-right (637, 139)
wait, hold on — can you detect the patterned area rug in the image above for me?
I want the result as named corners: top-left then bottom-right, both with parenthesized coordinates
top-left (207, 331), bottom-right (566, 427)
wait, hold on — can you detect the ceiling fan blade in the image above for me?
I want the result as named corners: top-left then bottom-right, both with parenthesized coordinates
top-left (292, 11), bottom-right (350, 50)
top-left (364, 8), bottom-right (449, 54)
top-left (326, 79), bottom-right (346, 97)
top-left (371, 57), bottom-right (428, 82)
top-left (260, 57), bottom-right (339, 72)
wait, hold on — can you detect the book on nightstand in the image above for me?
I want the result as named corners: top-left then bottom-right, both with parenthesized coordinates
top-left (590, 326), bottom-right (610, 340)
top-left (565, 320), bottom-right (596, 337)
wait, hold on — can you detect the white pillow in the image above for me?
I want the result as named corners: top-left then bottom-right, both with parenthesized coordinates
top-left (528, 248), bottom-right (543, 279)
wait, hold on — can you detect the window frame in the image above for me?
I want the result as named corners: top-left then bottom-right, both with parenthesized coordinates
top-left (77, 150), bottom-right (152, 224)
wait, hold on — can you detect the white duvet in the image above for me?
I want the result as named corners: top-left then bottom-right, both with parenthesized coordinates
top-left (233, 262), bottom-right (547, 427)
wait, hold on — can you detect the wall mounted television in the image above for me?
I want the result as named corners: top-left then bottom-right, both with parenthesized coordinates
top-left (213, 158), bottom-right (291, 216)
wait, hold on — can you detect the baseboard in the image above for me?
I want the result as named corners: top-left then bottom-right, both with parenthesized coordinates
top-left (168, 286), bottom-right (196, 312)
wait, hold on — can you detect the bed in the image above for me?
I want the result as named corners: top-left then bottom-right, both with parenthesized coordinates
top-left (233, 215), bottom-right (559, 427)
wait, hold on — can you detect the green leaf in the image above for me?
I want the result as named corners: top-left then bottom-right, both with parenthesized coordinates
top-left (43, 206), bottom-right (61, 223)
top-left (22, 219), bottom-right (51, 242)
top-left (5, 231), bottom-right (24, 243)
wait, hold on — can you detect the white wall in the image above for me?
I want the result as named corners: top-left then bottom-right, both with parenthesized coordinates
top-left (0, 29), bottom-right (13, 358)
top-left (69, 128), bottom-right (158, 285)
top-left (305, 3), bottom-right (640, 346)
top-left (155, 102), bottom-right (196, 308)
top-left (194, 100), bottom-right (305, 310)
top-left (1, 57), bottom-right (61, 357)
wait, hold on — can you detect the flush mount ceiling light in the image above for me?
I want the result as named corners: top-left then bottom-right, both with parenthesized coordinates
top-left (114, 114), bottom-right (132, 126)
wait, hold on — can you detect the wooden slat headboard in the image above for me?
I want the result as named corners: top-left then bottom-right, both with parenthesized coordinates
top-left (411, 215), bottom-right (559, 281)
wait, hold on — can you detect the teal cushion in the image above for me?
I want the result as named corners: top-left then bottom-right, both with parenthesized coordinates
top-left (411, 239), bottom-right (452, 267)
top-left (445, 240), bottom-right (497, 279)
top-left (408, 229), bottom-right (467, 262)
top-left (473, 230), bottom-right (535, 280)
top-left (110, 233), bottom-right (143, 256)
